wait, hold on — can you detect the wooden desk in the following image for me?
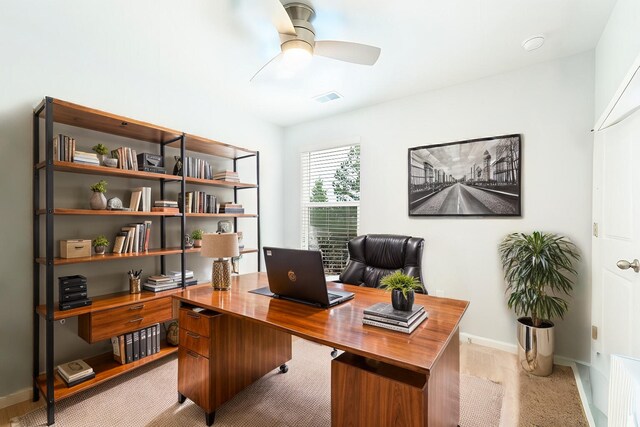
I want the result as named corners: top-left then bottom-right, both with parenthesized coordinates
top-left (174, 273), bottom-right (468, 426)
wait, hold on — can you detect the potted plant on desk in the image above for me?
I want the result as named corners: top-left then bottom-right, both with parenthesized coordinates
top-left (499, 231), bottom-right (580, 376)
top-left (380, 271), bottom-right (422, 311)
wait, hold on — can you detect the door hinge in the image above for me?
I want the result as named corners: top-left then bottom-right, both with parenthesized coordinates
top-left (593, 222), bottom-right (599, 238)
top-left (592, 325), bottom-right (598, 340)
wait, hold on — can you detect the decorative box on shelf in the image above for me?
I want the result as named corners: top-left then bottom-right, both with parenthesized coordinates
top-left (60, 239), bottom-right (91, 259)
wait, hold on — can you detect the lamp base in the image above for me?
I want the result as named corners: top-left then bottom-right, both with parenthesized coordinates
top-left (212, 259), bottom-right (231, 290)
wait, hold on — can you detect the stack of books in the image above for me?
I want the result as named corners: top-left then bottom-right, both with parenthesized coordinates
top-left (179, 191), bottom-right (216, 214)
top-left (57, 359), bottom-right (95, 387)
top-left (362, 302), bottom-right (428, 334)
top-left (219, 203), bottom-right (244, 214)
top-left (52, 134), bottom-right (76, 162)
top-left (111, 147), bottom-right (138, 170)
top-left (111, 324), bottom-right (161, 365)
top-left (213, 170), bottom-right (240, 182)
top-left (152, 200), bottom-right (179, 213)
top-left (72, 150), bottom-right (99, 165)
top-left (112, 221), bottom-right (152, 254)
top-left (142, 270), bottom-right (195, 292)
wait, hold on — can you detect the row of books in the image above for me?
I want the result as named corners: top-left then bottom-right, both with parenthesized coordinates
top-left (111, 146), bottom-right (139, 171)
top-left (129, 187), bottom-right (152, 212)
top-left (143, 270), bottom-right (196, 292)
top-left (52, 134), bottom-right (76, 162)
top-left (57, 359), bottom-right (95, 387)
top-left (219, 203), bottom-right (244, 214)
top-left (111, 324), bottom-right (162, 365)
top-left (179, 192), bottom-right (217, 214)
top-left (113, 221), bottom-right (152, 254)
top-left (362, 303), bottom-right (428, 334)
top-left (180, 156), bottom-right (215, 180)
top-left (213, 170), bottom-right (240, 182)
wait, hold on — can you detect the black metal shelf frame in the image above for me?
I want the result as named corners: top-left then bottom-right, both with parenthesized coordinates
top-left (32, 97), bottom-right (261, 425)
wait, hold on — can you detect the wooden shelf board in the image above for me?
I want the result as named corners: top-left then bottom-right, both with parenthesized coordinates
top-left (36, 247), bottom-right (185, 265)
top-left (36, 98), bottom-right (182, 144)
top-left (34, 161), bottom-right (180, 182)
top-left (185, 176), bottom-right (257, 189)
top-left (168, 133), bottom-right (256, 159)
top-left (36, 341), bottom-right (178, 401)
top-left (186, 247), bottom-right (258, 255)
top-left (186, 213), bottom-right (257, 218)
top-left (37, 208), bottom-right (182, 217)
top-left (36, 288), bottom-right (184, 320)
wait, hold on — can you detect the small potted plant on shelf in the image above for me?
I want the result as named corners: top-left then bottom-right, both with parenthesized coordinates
top-left (89, 180), bottom-right (108, 210)
top-left (191, 229), bottom-right (204, 248)
top-left (380, 271), bottom-right (422, 311)
top-left (92, 143), bottom-right (109, 165)
top-left (93, 235), bottom-right (109, 255)
top-left (499, 231), bottom-right (580, 376)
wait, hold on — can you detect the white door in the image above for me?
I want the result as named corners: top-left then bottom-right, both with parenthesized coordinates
top-left (591, 109), bottom-right (640, 416)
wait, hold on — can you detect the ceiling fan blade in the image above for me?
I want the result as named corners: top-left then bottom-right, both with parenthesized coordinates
top-left (314, 40), bottom-right (381, 66)
top-left (250, 52), bottom-right (284, 82)
top-left (262, 0), bottom-right (296, 36)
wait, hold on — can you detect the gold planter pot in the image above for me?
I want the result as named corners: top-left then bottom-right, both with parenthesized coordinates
top-left (517, 317), bottom-right (554, 376)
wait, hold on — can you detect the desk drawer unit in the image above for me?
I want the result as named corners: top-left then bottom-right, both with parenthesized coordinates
top-left (178, 307), bottom-right (213, 337)
top-left (78, 297), bottom-right (173, 343)
top-left (178, 347), bottom-right (210, 410)
top-left (179, 325), bottom-right (211, 357)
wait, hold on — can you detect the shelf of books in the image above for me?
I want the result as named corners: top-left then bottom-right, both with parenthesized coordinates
top-left (35, 161), bottom-right (181, 181)
top-left (37, 208), bottom-right (182, 217)
top-left (36, 247), bottom-right (186, 265)
top-left (36, 340), bottom-right (178, 401)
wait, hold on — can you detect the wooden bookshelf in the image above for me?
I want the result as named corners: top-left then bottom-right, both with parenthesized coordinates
top-left (36, 247), bottom-right (186, 265)
top-left (171, 133), bottom-right (256, 159)
top-left (36, 341), bottom-right (178, 401)
top-left (35, 161), bottom-right (180, 181)
top-left (185, 247), bottom-right (258, 255)
top-left (36, 288), bottom-right (184, 320)
top-left (37, 208), bottom-right (182, 217)
top-left (35, 98), bottom-right (182, 144)
top-left (186, 213), bottom-right (257, 218)
top-left (185, 176), bottom-right (257, 189)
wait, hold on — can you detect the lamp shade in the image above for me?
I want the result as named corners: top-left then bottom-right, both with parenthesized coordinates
top-left (200, 233), bottom-right (239, 258)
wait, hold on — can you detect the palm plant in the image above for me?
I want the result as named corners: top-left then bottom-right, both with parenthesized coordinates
top-left (499, 231), bottom-right (580, 327)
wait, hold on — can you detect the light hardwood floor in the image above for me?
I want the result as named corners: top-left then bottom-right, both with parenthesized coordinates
top-left (1, 342), bottom-right (586, 427)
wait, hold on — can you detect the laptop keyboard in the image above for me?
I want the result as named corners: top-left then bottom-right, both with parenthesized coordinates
top-left (328, 293), bottom-right (341, 301)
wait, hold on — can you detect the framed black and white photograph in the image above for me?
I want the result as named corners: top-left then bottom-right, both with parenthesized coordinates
top-left (408, 134), bottom-right (521, 216)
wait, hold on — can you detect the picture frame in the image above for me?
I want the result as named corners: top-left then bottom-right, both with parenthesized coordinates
top-left (408, 134), bottom-right (521, 217)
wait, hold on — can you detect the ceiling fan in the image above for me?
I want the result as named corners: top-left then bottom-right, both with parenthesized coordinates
top-left (250, 1), bottom-right (381, 81)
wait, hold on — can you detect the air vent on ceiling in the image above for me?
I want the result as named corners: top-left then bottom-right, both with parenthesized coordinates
top-left (313, 91), bottom-right (343, 103)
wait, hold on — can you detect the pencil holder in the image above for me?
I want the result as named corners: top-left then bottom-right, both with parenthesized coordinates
top-left (129, 277), bottom-right (141, 294)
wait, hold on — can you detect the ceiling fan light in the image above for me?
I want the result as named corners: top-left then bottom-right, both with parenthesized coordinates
top-left (281, 40), bottom-right (313, 72)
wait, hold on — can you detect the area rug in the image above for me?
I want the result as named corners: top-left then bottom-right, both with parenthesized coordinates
top-left (16, 339), bottom-right (503, 427)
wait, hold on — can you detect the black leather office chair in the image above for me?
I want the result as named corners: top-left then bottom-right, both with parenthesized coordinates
top-left (330, 234), bottom-right (426, 358)
top-left (339, 234), bottom-right (426, 293)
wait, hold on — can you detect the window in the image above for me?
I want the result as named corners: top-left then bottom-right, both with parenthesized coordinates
top-left (301, 145), bottom-right (360, 275)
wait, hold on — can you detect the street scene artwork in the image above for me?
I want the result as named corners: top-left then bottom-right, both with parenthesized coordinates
top-left (408, 135), bottom-right (521, 216)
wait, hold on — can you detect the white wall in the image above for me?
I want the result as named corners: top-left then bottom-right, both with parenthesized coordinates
top-left (0, 2), bottom-right (284, 398)
top-left (283, 52), bottom-right (594, 362)
top-left (595, 0), bottom-right (640, 120)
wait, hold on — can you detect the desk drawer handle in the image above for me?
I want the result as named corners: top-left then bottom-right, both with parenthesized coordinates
top-left (187, 332), bottom-right (200, 339)
top-left (186, 312), bottom-right (200, 319)
top-left (128, 305), bottom-right (145, 311)
top-left (187, 350), bottom-right (199, 359)
top-left (127, 317), bottom-right (143, 323)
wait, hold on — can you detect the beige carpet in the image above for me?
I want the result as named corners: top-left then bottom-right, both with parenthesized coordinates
top-left (16, 339), bottom-right (503, 427)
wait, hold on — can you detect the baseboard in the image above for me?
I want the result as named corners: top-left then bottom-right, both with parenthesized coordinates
top-left (566, 361), bottom-right (597, 427)
top-left (0, 387), bottom-right (32, 410)
top-left (460, 332), bottom-right (517, 354)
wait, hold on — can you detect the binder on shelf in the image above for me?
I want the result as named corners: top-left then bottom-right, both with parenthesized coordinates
top-left (140, 328), bottom-right (147, 358)
top-left (146, 326), bottom-right (153, 356)
top-left (125, 333), bottom-right (133, 363)
top-left (156, 324), bottom-right (161, 350)
top-left (133, 331), bottom-right (140, 361)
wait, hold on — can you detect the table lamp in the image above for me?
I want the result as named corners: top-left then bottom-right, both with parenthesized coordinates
top-left (200, 233), bottom-right (239, 290)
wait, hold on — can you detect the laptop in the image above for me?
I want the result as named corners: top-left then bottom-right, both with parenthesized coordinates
top-left (261, 247), bottom-right (354, 308)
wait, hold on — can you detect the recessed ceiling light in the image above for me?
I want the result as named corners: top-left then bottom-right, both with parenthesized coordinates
top-left (313, 91), bottom-right (343, 103)
top-left (522, 35), bottom-right (545, 52)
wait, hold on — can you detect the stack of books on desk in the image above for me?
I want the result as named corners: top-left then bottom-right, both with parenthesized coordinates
top-left (362, 302), bottom-right (428, 334)
top-left (143, 270), bottom-right (196, 292)
top-left (57, 359), bottom-right (95, 387)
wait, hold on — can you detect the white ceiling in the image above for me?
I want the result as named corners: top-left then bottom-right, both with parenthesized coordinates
top-left (15, 0), bottom-right (615, 128)
top-left (216, 0), bottom-right (617, 126)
